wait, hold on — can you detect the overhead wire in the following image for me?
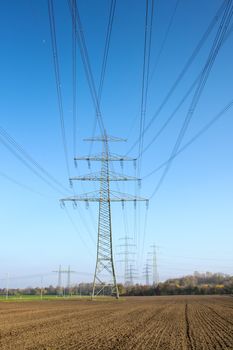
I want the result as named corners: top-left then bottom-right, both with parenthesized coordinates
top-left (143, 98), bottom-right (233, 179)
top-left (88, 0), bottom-right (116, 156)
top-left (137, 0), bottom-right (154, 266)
top-left (68, 4), bottom-right (127, 249)
top-left (150, 0), bottom-right (233, 199)
top-left (68, 1), bottom-right (109, 243)
top-left (132, 0), bottom-right (180, 167)
top-left (0, 126), bottom-right (70, 195)
top-left (69, 1), bottom-right (121, 250)
top-left (72, 0), bottom-right (77, 159)
top-left (138, 0), bottom-right (154, 175)
top-left (141, 76), bottom-right (199, 158)
top-left (48, 0), bottom-right (97, 244)
top-left (0, 130), bottom-right (96, 246)
top-left (138, 0), bottom-right (149, 174)
top-left (69, 0), bottom-right (97, 234)
top-left (64, 206), bottom-right (95, 255)
top-left (126, 0), bottom-right (227, 156)
top-left (149, 0), bottom-right (180, 83)
top-left (0, 123), bottom-right (98, 268)
top-left (48, 0), bottom-right (71, 179)
top-left (138, 18), bottom-right (233, 160)
top-left (98, 0), bottom-right (116, 103)
top-left (0, 171), bottom-right (54, 199)
top-left (0, 134), bottom-right (67, 196)
top-left (0, 273), bottom-right (53, 282)
top-left (68, 0), bottom-right (106, 136)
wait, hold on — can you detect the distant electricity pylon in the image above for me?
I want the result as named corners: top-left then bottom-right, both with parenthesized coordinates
top-left (5, 273), bottom-right (9, 300)
top-left (53, 265), bottom-right (75, 296)
top-left (117, 236), bottom-right (136, 286)
top-left (61, 135), bottom-right (148, 298)
top-left (127, 264), bottom-right (137, 285)
top-left (148, 244), bottom-right (159, 286)
top-left (143, 261), bottom-right (151, 285)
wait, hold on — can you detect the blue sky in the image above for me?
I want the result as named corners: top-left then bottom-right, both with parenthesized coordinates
top-left (0, 0), bottom-right (232, 288)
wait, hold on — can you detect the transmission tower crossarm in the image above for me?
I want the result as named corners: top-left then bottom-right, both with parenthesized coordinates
top-left (74, 154), bottom-right (136, 162)
top-left (116, 259), bottom-right (135, 262)
top-left (53, 270), bottom-right (76, 273)
top-left (61, 191), bottom-right (148, 203)
top-left (70, 171), bottom-right (140, 182)
top-left (117, 245), bottom-right (136, 249)
top-left (83, 135), bottom-right (127, 142)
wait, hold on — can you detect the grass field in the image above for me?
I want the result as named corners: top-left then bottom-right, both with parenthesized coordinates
top-left (0, 294), bottom-right (92, 302)
top-left (0, 295), bottom-right (232, 349)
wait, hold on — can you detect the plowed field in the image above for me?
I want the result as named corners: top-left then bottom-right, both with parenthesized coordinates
top-left (0, 295), bottom-right (232, 349)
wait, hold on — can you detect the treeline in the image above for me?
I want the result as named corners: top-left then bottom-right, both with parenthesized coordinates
top-left (122, 272), bottom-right (233, 296)
top-left (0, 284), bottom-right (92, 297)
top-left (0, 272), bottom-right (232, 297)
top-left (0, 283), bottom-right (114, 297)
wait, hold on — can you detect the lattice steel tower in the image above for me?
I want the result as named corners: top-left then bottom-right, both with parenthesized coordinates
top-left (61, 135), bottom-right (148, 298)
top-left (149, 244), bottom-right (159, 286)
top-left (117, 236), bottom-right (136, 286)
top-left (143, 261), bottom-right (151, 286)
top-left (53, 265), bottom-right (75, 296)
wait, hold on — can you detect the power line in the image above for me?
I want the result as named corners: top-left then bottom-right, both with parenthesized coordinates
top-left (138, 17), bottom-right (233, 159)
top-left (0, 126), bottom-right (70, 195)
top-left (141, 75), bottom-right (198, 157)
top-left (0, 270), bottom-right (126, 284)
top-left (98, 0), bottom-right (116, 103)
top-left (0, 134), bottom-right (67, 196)
top-left (136, 0), bottom-right (154, 270)
top-left (143, 98), bottom-right (233, 179)
top-left (150, 0), bottom-right (233, 199)
top-left (126, 1), bottom-right (226, 156)
top-left (64, 207), bottom-right (96, 251)
top-left (71, 0), bottom-right (77, 159)
top-left (48, 0), bottom-right (71, 178)
top-left (149, 0), bottom-right (180, 82)
top-left (0, 171), bottom-right (53, 199)
top-left (48, 0), bottom-right (99, 247)
top-left (68, 0), bottom-right (106, 136)
top-left (68, 1), bottom-right (119, 247)
top-left (88, 0), bottom-right (117, 156)
top-left (0, 273), bottom-right (53, 282)
top-left (69, 0), bottom-right (99, 235)
top-left (159, 253), bottom-right (233, 262)
top-left (138, 0), bottom-right (154, 176)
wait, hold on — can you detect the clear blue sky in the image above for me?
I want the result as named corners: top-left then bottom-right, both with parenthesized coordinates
top-left (0, 0), bottom-right (232, 288)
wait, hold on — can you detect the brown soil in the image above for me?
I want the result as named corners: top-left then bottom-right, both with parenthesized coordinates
top-left (0, 295), bottom-right (232, 349)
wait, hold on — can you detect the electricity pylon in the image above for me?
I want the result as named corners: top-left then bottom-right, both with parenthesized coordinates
top-left (117, 236), bottom-right (136, 286)
top-left (143, 261), bottom-right (151, 285)
top-left (148, 244), bottom-right (159, 286)
top-left (53, 265), bottom-right (62, 296)
top-left (61, 135), bottom-right (148, 298)
top-left (53, 265), bottom-right (75, 296)
top-left (126, 264), bottom-right (137, 285)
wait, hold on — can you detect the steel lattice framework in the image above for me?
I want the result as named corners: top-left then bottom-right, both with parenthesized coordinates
top-left (61, 135), bottom-right (148, 298)
top-left (117, 236), bottom-right (136, 286)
